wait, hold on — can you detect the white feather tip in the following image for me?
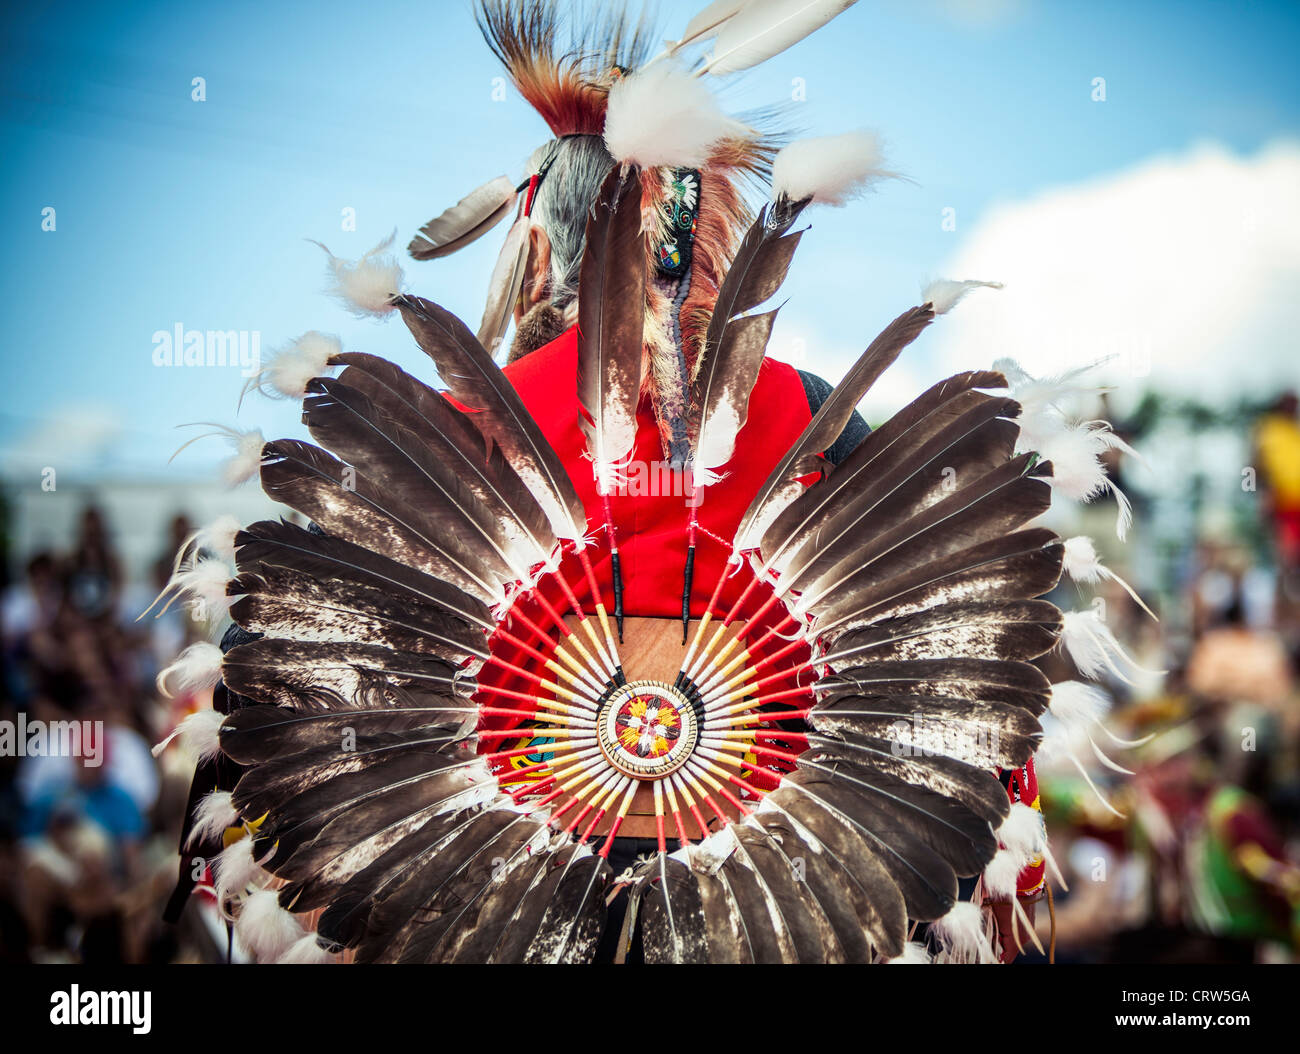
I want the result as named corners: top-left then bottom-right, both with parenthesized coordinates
top-left (771, 130), bottom-right (893, 208)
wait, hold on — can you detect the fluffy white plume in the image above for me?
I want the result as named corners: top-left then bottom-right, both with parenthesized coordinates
top-left (700, 0), bottom-right (859, 76)
top-left (993, 356), bottom-right (1111, 430)
top-left (1049, 678), bottom-right (1111, 727)
top-left (982, 848), bottom-right (1024, 900)
top-left (222, 427), bottom-right (266, 486)
top-left (246, 330), bottom-right (341, 401)
top-left (146, 557), bottom-right (233, 625)
top-left (152, 704), bottom-right (224, 761)
top-left (234, 888), bottom-right (305, 961)
top-left (1060, 608), bottom-right (1157, 685)
top-left (992, 358), bottom-right (1137, 539)
top-left (213, 835), bottom-right (268, 902)
top-left (185, 514), bottom-right (242, 567)
top-left (170, 423), bottom-right (265, 486)
top-left (886, 941), bottom-right (933, 964)
top-left (186, 790), bottom-right (239, 849)
top-left (923, 278), bottom-right (1004, 316)
top-left (604, 65), bottom-right (751, 168)
top-left (771, 130), bottom-right (893, 207)
top-left (277, 933), bottom-right (338, 964)
top-left (155, 643), bottom-right (225, 700)
top-left (930, 901), bottom-right (996, 964)
top-left (1036, 421), bottom-right (1136, 539)
top-left (314, 231), bottom-right (404, 318)
top-left (1062, 535), bottom-right (1156, 618)
top-left (998, 802), bottom-right (1048, 862)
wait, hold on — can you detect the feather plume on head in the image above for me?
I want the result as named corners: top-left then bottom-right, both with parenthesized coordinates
top-left (454, 1), bottom-right (783, 458)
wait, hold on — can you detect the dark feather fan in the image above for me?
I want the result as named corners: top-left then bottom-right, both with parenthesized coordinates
top-left (163, 1), bottom-right (1108, 966)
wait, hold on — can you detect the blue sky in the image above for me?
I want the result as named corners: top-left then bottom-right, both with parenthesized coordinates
top-left (2, 0), bottom-right (1298, 482)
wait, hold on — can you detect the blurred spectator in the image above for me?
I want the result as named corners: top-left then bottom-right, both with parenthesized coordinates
top-left (1254, 391), bottom-right (1300, 573)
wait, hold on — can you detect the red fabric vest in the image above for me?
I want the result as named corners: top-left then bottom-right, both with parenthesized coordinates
top-left (500, 325), bottom-right (814, 619)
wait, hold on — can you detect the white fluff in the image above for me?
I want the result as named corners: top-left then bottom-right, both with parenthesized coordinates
top-left (1062, 536), bottom-right (1156, 618)
top-left (923, 278), bottom-right (1003, 315)
top-left (982, 848), bottom-right (1024, 899)
top-left (152, 705), bottom-right (225, 761)
top-left (234, 888), bottom-right (305, 961)
top-left (886, 940), bottom-right (932, 964)
top-left (1062, 535), bottom-right (1103, 582)
top-left (998, 802), bottom-right (1047, 861)
top-left (992, 358), bottom-right (1137, 539)
top-left (994, 356), bottom-right (1111, 432)
top-left (151, 557), bottom-right (234, 623)
top-left (224, 427), bottom-right (266, 486)
top-left (1036, 421), bottom-right (1135, 539)
top-left (277, 933), bottom-right (338, 964)
top-left (1049, 679), bottom-right (1111, 727)
top-left (930, 901), bottom-right (996, 964)
top-left (155, 643), bottom-right (225, 700)
top-left (771, 130), bottom-right (893, 207)
top-left (603, 64), bottom-right (750, 168)
top-left (1060, 609), bottom-right (1154, 685)
top-left (213, 835), bottom-right (268, 902)
top-left (170, 423), bottom-right (265, 487)
top-left (186, 790), bottom-right (239, 849)
top-left (314, 231), bottom-right (404, 318)
top-left (247, 330), bottom-right (341, 401)
top-left (187, 514), bottom-right (242, 566)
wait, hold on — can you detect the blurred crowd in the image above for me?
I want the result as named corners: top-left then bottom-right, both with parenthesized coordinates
top-left (0, 508), bottom-right (229, 963)
top-left (1027, 390), bottom-right (1300, 963)
top-left (0, 392), bottom-right (1297, 965)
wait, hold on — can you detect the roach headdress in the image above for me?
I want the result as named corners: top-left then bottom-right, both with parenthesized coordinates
top-left (157, 0), bottom-right (1151, 965)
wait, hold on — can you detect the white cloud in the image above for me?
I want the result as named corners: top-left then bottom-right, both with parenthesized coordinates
top-left (928, 140), bottom-right (1300, 404)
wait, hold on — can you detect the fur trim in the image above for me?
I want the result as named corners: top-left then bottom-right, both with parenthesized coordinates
top-left (604, 65), bottom-right (751, 168)
top-left (923, 278), bottom-right (1003, 315)
top-left (155, 643), bottom-right (225, 701)
top-left (771, 130), bottom-right (894, 206)
top-left (507, 302), bottom-right (569, 362)
top-left (235, 888), bottom-right (305, 961)
top-left (313, 232), bottom-right (404, 318)
top-left (152, 705), bottom-right (224, 761)
top-left (186, 790), bottom-right (239, 849)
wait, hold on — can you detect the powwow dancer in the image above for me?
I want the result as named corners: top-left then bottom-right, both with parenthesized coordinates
top-left (155, 0), bottom-right (1149, 963)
